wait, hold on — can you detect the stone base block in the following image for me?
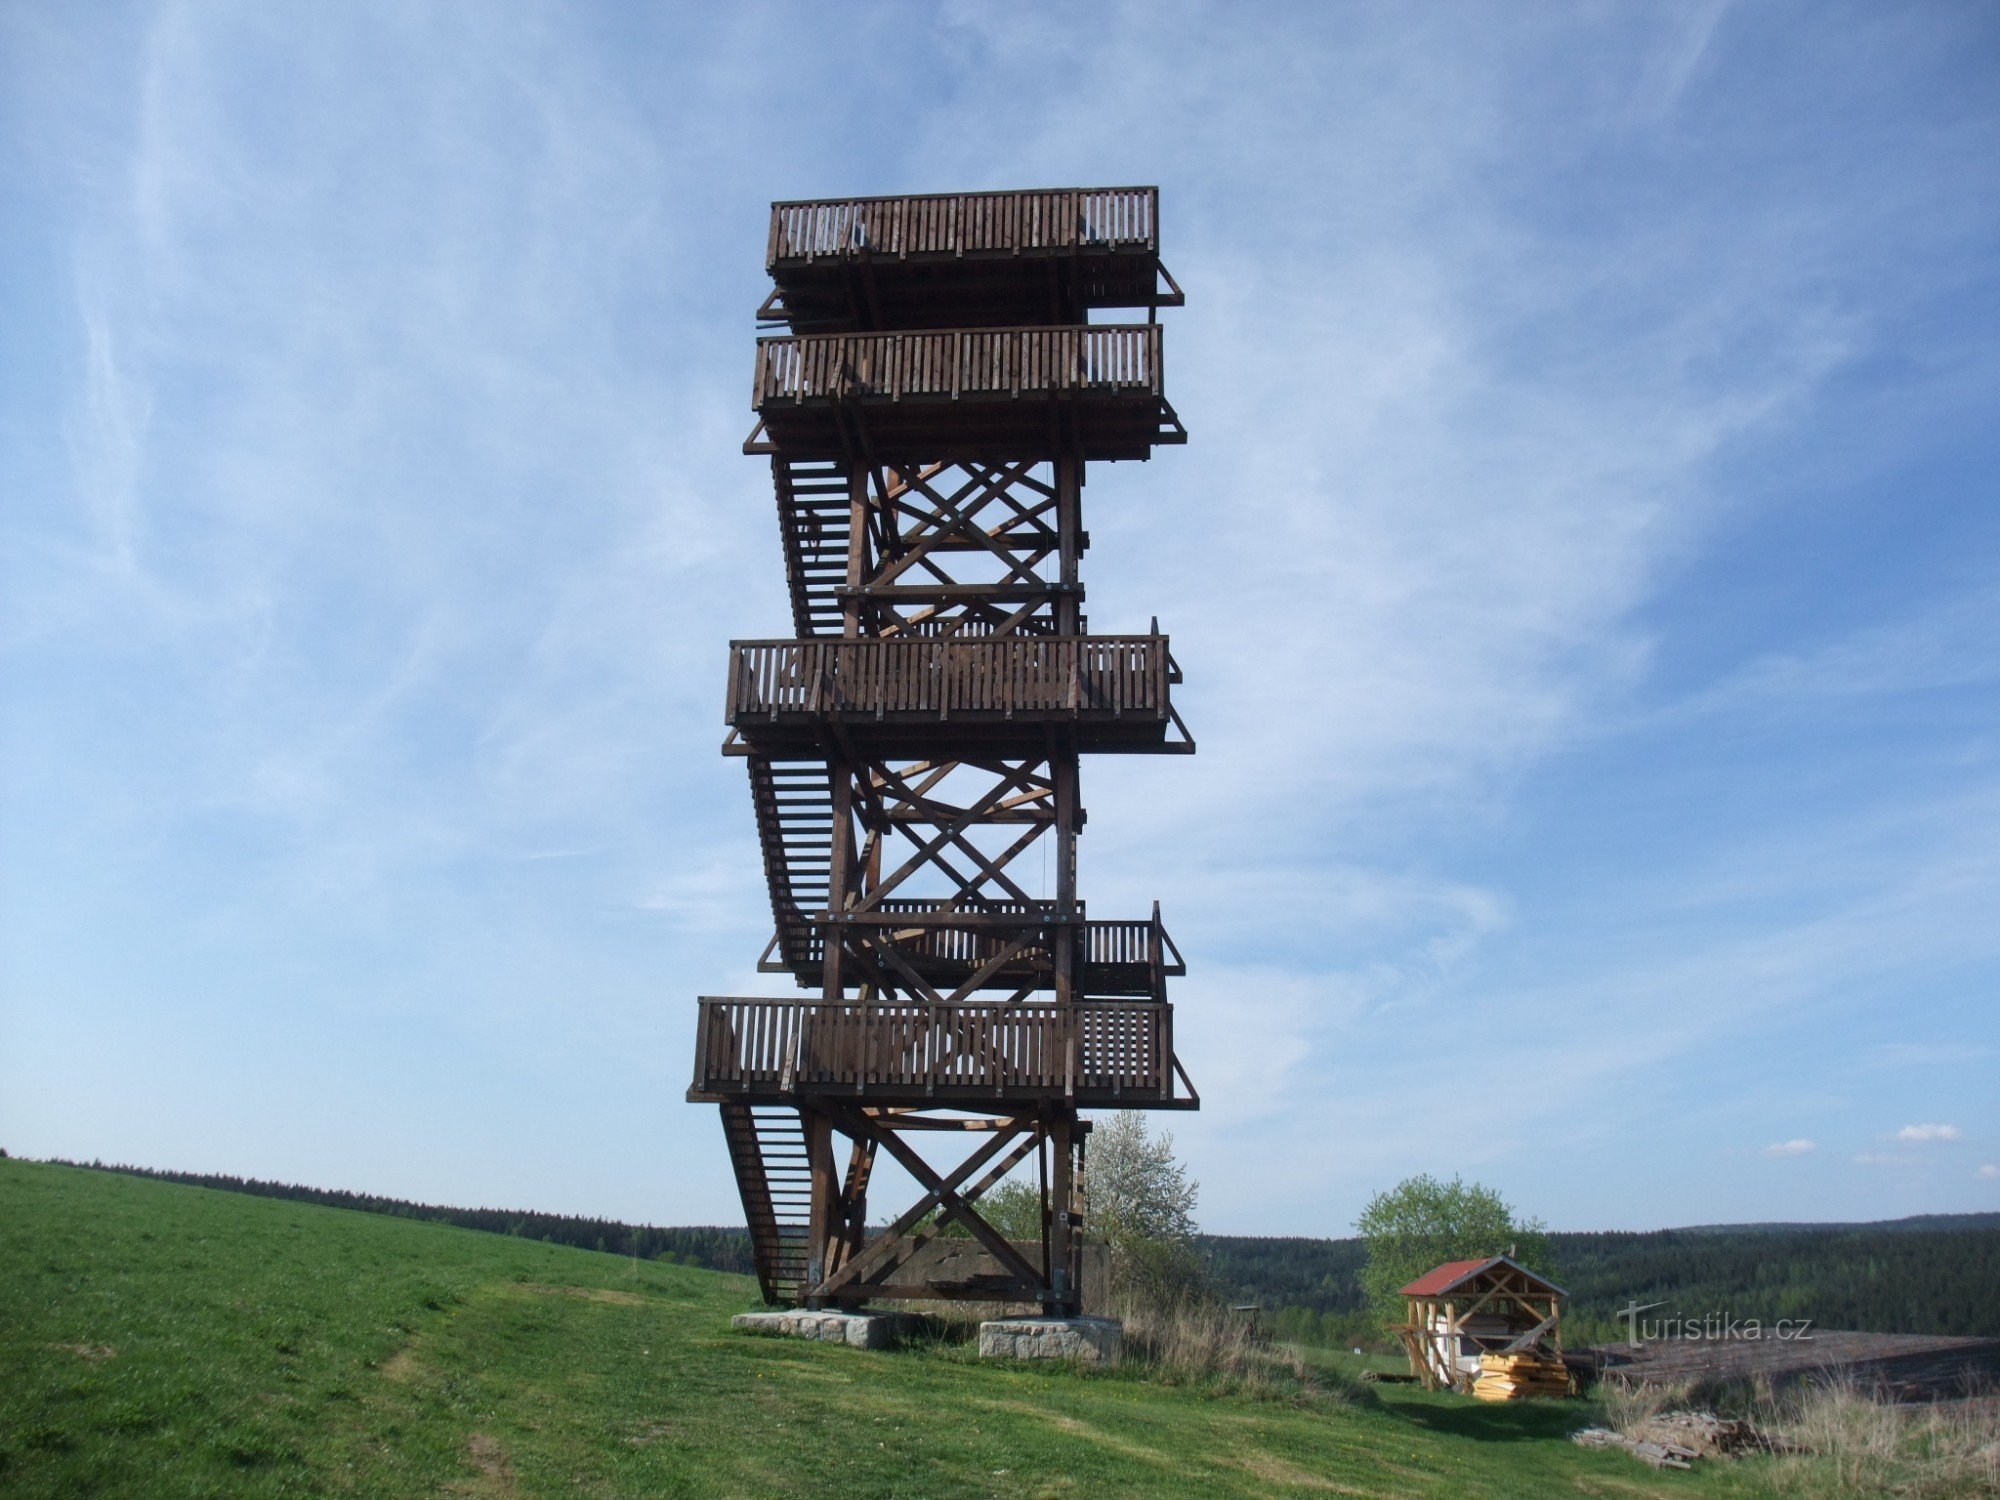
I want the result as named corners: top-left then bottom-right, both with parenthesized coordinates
top-left (978, 1316), bottom-right (1122, 1366)
top-left (731, 1309), bottom-right (911, 1350)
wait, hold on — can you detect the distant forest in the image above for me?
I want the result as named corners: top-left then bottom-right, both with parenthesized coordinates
top-left (50, 1159), bottom-right (755, 1277)
top-left (1208, 1220), bottom-right (2000, 1347)
top-left (48, 1159), bottom-right (2000, 1348)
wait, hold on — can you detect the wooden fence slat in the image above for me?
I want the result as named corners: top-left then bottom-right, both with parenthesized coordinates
top-left (696, 997), bottom-right (1165, 1095)
top-left (755, 326), bottom-right (1157, 405)
top-left (768, 189), bottom-right (1160, 268)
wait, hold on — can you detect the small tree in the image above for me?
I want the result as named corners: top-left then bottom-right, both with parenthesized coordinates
top-left (1356, 1173), bottom-right (1550, 1328)
top-left (1090, 1110), bottom-right (1207, 1306)
top-left (977, 1178), bottom-right (1043, 1242)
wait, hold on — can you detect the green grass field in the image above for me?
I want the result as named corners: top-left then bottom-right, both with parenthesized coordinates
top-left (1, 1159), bottom-right (1786, 1497)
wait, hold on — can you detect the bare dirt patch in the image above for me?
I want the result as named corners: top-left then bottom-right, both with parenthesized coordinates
top-left (50, 1343), bottom-right (116, 1361)
top-left (453, 1431), bottom-right (518, 1497)
top-left (378, 1347), bottom-right (421, 1382)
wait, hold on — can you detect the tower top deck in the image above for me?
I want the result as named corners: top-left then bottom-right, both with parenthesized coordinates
top-left (761, 185), bottom-right (1183, 333)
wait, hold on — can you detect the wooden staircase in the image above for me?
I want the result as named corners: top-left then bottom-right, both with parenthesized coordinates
top-left (720, 1102), bottom-right (813, 1304)
top-left (747, 757), bottom-right (833, 972)
top-left (772, 456), bottom-right (852, 638)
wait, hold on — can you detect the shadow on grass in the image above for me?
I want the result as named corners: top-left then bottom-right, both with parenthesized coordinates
top-left (1379, 1391), bottom-right (1586, 1445)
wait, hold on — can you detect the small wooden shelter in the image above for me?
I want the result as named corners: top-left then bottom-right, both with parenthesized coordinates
top-left (1393, 1255), bottom-right (1566, 1393)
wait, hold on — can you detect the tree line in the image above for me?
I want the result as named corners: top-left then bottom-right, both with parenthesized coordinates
top-left (49, 1157), bottom-right (2000, 1348)
top-left (1204, 1219), bottom-right (2000, 1347)
top-left (50, 1158), bottom-right (755, 1275)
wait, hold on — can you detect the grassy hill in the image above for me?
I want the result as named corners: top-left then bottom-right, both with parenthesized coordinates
top-left (49, 1161), bottom-right (2000, 1356)
top-left (0, 1159), bottom-right (1797, 1498)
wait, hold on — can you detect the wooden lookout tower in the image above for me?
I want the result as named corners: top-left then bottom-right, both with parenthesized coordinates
top-left (687, 187), bottom-right (1198, 1315)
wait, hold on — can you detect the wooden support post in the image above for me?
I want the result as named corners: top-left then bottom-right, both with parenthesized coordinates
top-left (1037, 1125), bottom-right (1052, 1291)
top-left (844, 461), bottom-right (868, 640)
top-left (804, 1108), bottom-right (836, 1305)
top-left (822, 770), bottom-right (854, 1000)
top-left (1048, 1113), bottom-right (1076, 1315)
top-left (1055, 452), bottom-right (1082, 634)
top-left (1052, 754), bottom-right (1078, 1002)
top-left (836, 1134), bottom-right (875, 1272)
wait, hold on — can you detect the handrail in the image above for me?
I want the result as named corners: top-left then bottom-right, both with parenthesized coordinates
top-left (755, 911), bottom-right (1185, 981)
top-left (728, 635), bottom-right (1171, 721)
top-left (768, 188), bottom-right (1158, 266)
top-left (754, 326), bottom-right (1162, 406)
top-left (693, 996), bottom-right (1173, 1096)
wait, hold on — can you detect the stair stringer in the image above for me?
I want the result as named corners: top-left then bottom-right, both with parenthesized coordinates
top-left (719, 1102), bottom-right (813, 1305)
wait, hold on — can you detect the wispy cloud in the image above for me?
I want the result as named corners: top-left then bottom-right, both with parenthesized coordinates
top-left (1624, 0), bottom-right (1734, 126)
top-left (1764, 1139), bottom-right (1816, 1159)
top-left (1666, 590), bottom-right (2000, 727)
top-left (1892, 1124), bottom-right (1963, 1144)
top-left (4, 0), bottom-right (1997, 1229)
top-left (1869, 1042), bottom-right (1996, 1071)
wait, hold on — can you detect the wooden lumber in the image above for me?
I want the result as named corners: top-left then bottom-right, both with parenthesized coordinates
top-left (1571, 1428), bottom-right (1696, 1469)
top-left (1471, 1350), bottom-right (1570, 1401)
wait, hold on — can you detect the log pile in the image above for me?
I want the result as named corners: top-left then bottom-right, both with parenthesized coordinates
top-left (1571, 1427), bottom-right (1698, 1469)
top-left (1627, 1410), bottom-right (1773, 1457)
top-left (1572, 1410), bottom-right (1782, 1470)
top-left (1471, 1351), bottom-right (1571, 1401)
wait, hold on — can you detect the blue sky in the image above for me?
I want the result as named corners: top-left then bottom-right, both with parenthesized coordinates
top-left (3, 1), bottom-right (1997, 1236)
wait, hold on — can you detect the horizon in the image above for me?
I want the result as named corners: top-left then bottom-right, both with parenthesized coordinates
top-left (4, 1), bottom-right (1998, 1237)
top-left (28, 1154), bottom-right (2000, 1243)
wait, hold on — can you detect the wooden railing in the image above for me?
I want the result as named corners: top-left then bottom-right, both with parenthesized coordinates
top-left (768, 188), bottom-right (1158, 266)
top-left (763, 906), bottom-right (1186, 984)
top-left (755, 326), bottom-right (1162, 406)
top-left (692, 997), bottom-right (1171, 1097)
top-left (857, 909), bottom-right (1184, 977)
top-left (873, 897), bottom-right (1062, 918)
top-left (730, 635), bottom-right (1168, 721)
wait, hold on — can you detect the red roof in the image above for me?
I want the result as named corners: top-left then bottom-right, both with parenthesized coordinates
top-left (1398, 1258), bottom-right (1501, 1297)
top-left (1397, 1255), bottom-right (1564, 1299)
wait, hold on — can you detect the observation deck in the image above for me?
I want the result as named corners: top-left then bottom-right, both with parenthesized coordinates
top-left (725, 634), bottom-right (1192, 756)
top-left (761, 187), bottom-right (1182, 332)
top-left (688, 996), bottom-right (1196, 1109)
top-left (755, 901), bottom-right (1187, 998)
top-left (747, 325), bottom-right (1183, 462)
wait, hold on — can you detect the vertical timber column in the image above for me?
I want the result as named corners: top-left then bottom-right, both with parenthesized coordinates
top-left (804, 1110), bottom-right (835, 1306)
top-left (820, 457), bottom-right (867, 1005)
top-left (1055, 453), bottom-right (1082, 630)
top-left (1048, 1113), bottom-right (1076, 1315)
top-left (1053, 448), bottom-right (1084, 993)
top-left (1047, 450), bottom-right (1085, 1317)
top-left (800, 464), bottom-right (871, 1308)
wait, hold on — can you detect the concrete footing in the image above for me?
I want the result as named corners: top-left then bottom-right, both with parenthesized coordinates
top-left (731, 1309), bottom-right (913, 1350)
top-left (978, 1316), bottom-right (1122, 1366)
